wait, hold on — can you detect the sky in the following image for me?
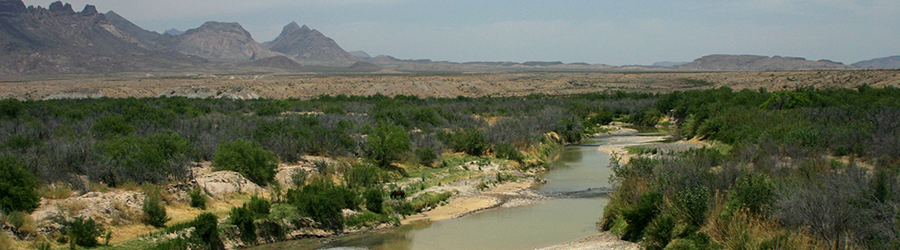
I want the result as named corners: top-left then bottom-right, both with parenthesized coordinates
top-left (21, 0), bottom-right (900, 66)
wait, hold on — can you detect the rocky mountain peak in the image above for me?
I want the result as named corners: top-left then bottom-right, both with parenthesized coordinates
top-left (80, 4), bottom-right (97, 16)
top-left (0, 0), bottom-right (26, 14)
top-left (48, 1), bottom-right (75, 14)
top-left (266, 22), bottom-right (355, 63)
top-left (190, 21), bottom-right (254, 39)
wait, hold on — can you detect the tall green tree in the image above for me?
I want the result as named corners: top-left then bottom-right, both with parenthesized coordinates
top-left (366, 124), bottom-right (411, 168)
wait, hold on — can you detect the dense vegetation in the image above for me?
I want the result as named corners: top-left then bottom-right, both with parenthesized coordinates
top-left (604, 85), bottom-right (900, 249)
top-left (1, 84), bottom-right (898, 249)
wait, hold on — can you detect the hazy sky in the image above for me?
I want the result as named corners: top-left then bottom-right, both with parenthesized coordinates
top-left (21, 0), bottom-right (900, 65)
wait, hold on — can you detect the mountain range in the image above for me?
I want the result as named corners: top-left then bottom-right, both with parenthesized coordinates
top-left (1, 0), bottom-right (898, 76)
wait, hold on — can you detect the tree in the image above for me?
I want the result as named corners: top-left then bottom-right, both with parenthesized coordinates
top-left (366, 124), bottom-right (411, 168)
top-left (0, 156), bottom-right (40, 213)
top-left (213, 139), bottom-right (278, 186)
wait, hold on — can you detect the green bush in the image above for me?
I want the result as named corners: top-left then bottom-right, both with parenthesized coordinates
top-left (622, 191), bottom-right (663, 242)
top-left (442, 128), bottom-right (489, 156)
top-left (366, 124), bottom-right (411, 168)
top-left (192, 212), bottom-right (219, 247)
top-left (91, 115), bottom-right (136, 137)
top-left (229, 206), bottom-right (257, 244)
top-left (246, 196), bottom-right (271, 217)
top-left (188, 188), bottom-right (207, 210)
top-left (284, 178), bottom-right (358, 232)
top-left (415, 148), bottom-right (439, 166)
top-left (96, 131), bottom-right (191, 185)
top-left (364, 189), bottom-right (384, 214)
top-left (63, 216), bottom-right (102, 248)
top-left (727, 173), bottom-right (773, 216)
top-left (344, 164), bottom-right (386, 189)
top-left (0, 98), bottom-right (24, 119)
top-left (643, 213), bottom-right (675, 250)
top-left (291, 170), bottom-right (308, 188)
top-left (345, 211), bottom-right (397, 228)
top-left (213, 139), bottom-right (278, 186)
top-left (0, 156), bottom-right (40, 213)
top-left (495, 143), bottom-right (524, 163)
top-left (142, 196), bottom-right (170, 228)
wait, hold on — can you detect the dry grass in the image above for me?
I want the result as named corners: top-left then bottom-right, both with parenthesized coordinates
top-left (40, 182), bottom-right (75, 199)
top-left (58, 199), bottom-right (89, 218)
top-left (110, 200), bottom-right (143, 226)
top-left (703, 194), bottom-right (824, 250)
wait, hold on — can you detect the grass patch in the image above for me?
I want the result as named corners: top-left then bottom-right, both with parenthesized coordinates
top-left (345, 211), bottom-right (398, 228)
top-left (409, 191), bottom-right (453, 212)
top-left (40, 183), bottom-right (74, 199)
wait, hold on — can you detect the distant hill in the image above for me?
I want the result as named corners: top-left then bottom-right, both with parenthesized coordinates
top-left (652, 61), bottom-right (690, 67)
top-left (349, 50), bottom-right (372, 59)
top-left (674, 54), bottom-right (857, 71)
top-left (853, 56), bottom-right (900, 69)
top-left (266, 22), bottom-right (356, 63)
top-left (0, 0), bottom-right (202, 75)
top-left (164, 29), bottom-right (184, 36)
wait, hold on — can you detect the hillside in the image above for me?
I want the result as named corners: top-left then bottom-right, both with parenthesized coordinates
top-left (854, 56), bottom-right (900, 69)
top-left (0, 0), bottom-right (202, 75)
top-left (175, 21), bottom-right (283, 62)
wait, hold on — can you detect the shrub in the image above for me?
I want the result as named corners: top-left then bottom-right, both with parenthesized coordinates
top-left (409, 191), bottom-right (452, 212)
top-left (229, 206), bottom-right (257, 244)
top-left (7, 211), bottom-right (37, 235)
top-left (494, 143), bottom-right (524, 163)
top-left (291, 170), bottom-right (308, 188)
top-left (142, 196), bottom-right (170, 228)
top-left (96, 131), bottom-right (192, 185)
top-left (345, 211), bottom-right (396, 228)
top-left (365, 124), bottom-right (412, 168)
top-left (213, 139), bottom-right (278, 186)
top-left (63, 216), bottom-right (102, 248)
top-left (364, 189), bottom-right (384, 214)
top-left (415, 148), bottom-right (439, 166)
top-left (442, 128), bottom-right (489, 156)
top-left (91, 115), bottom-right (136, 137)
top-left (643, 213), bottom-right (675, 250)
top-left (192, 212), bottom-right (219, 247)
top-left (246, 196), bottom-right (271, 217)
top-left (344, 164), bottom-right (386, 189)
top-left (622, 191), bottom-right (663, 242)
top-left (188, 188), bottom-right (207, 209)
top-left (284, 178), bottom-right (357, 232)
top-left (0, 156), bottom-right (40, 213)
top-left (0, 98), bottom-right (24, 119)
top-left (727, 173), bottom-right (773, 216)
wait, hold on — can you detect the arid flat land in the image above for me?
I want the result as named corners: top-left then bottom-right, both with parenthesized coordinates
top-left (2, 70), bottom-right (899, 100)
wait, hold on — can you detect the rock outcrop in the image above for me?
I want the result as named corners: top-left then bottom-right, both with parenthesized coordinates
top-left (217, 87), bottom-right (260, 100)
top-left (265, 22), bottom-right (356, 63)
top-left (158, 86), bottom-right (217, 98)
top-left (44, 88), bottom-right (104, 100)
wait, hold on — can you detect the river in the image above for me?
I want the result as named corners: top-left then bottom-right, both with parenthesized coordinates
top-left (253, 134), bottom-right (628, 250)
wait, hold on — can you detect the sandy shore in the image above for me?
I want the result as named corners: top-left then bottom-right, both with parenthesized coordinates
top-left (400, 179), bottom-right (545, 224)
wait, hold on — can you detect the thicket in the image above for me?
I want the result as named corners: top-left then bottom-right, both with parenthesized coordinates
top-left (0, 92), bottom-right (654, 191)
top-left (603, 85), bottom-right (900, 249)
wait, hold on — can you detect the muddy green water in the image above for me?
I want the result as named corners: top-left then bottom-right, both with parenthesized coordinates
top-left (253, 136), bottom-right (619, 250)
